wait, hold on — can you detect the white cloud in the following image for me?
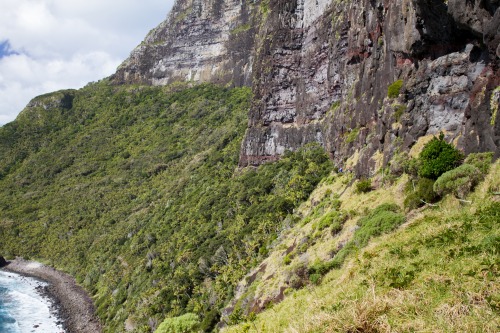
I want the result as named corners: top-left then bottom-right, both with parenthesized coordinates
top-left (0, 0), bottom-right (175, 125)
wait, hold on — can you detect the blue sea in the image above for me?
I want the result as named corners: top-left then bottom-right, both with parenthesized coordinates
top-left (0, 270), bottom-right (65, 333)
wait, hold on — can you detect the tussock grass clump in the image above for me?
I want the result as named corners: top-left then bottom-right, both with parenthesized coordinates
top-left (388, 79), bottom-right (403, 98)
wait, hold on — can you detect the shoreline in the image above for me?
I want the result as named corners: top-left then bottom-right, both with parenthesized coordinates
top-left (1, 258), bottom-right (102, 333)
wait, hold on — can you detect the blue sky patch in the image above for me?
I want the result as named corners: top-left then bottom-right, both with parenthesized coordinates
top-left (0, 40), bottom-right (19, 59)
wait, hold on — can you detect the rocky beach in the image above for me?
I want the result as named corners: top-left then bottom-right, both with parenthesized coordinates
top-left (1, 258), bottom-right (101, 333)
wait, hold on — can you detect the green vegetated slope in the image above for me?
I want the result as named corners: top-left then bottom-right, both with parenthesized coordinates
top-left (222, 160), bottom-right (500, 333)
top-left (0, 81), bottom-right (333, 332)
top-left (1, 80), bottom-right (498, 333)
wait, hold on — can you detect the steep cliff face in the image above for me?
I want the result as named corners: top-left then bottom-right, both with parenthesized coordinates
top-left (114, 0), bottom-right (499, 174)
top-left (112, 0), bottom-right (257, 87)
top-left (240, 0), bottom-right (499, 175)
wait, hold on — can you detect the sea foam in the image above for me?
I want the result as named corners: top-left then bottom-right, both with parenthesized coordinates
top-left (0, 270), bottom-right (65, 333)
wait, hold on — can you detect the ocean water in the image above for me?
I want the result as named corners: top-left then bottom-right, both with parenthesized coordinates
top-left (0, 270), bottom-right (65, 333)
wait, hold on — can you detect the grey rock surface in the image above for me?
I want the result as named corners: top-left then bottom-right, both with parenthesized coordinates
top-left (113, 0), bottom-right (499, 175)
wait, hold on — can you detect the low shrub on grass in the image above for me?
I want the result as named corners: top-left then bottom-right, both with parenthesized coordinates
top-left (355, 178), bottom-right (372, 193)
top-left (308, 254), bottom-right (345, 277)
top-left (404, 177), bottom-right (439, 210)
top-left (463, 152), bottom-right (494, 176)
top-left (354, 203), bottom-right (405, 247)
top-left (315, 210), bottom-right (347, 232)
top-left (433, 164), bottom-right (483, 199)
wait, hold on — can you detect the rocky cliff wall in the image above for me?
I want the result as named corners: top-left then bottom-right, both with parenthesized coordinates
top-left (240, 0), bottom-right (499, 175)
top-left (113, 0), bottom-right (499, 174)
top-left (112, 0), bottom-right (257, 87)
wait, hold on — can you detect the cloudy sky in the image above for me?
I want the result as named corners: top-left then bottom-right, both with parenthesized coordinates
top-left (0, 0), bottom-right (175, 125)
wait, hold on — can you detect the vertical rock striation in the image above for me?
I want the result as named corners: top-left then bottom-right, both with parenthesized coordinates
top-left (239, 0), bottom-right (499, 174)
top-left (112, 0), bottom-right (257, 87)
top-left (113, 0), bottom-right (499, 174)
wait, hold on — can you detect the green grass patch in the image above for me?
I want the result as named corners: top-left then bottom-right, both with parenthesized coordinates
top-left (345, 127), bottom-right (360, 144)
top-left (309, 203), bottom-right (405, 278)
top-left (387, 80), bottom-right (403, 98)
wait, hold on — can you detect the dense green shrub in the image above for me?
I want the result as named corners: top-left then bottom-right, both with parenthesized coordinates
top-left (355, 178), bottom-right (372, 193)
top-left (433, 164), bottom-right (482, 199)
top-left (404, 178), bottom-right (439, 210)
top-left (418, 134), bottom-right (463, 179)
top-left (464, 152), bottom-right (494, 176)
top-left (388, 80), bottom-right (403, 98)
top-left (0, 83), bottom-right (333, 332)
top-left (155, 313), bottom-right (200, 333)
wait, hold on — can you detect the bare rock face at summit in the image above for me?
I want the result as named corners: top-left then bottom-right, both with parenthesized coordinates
top-left (113, 0), bottom-right (256, 87)
top-left (113, 0), bottom-right (500, 175)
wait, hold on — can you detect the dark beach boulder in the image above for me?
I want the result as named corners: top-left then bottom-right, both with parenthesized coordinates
top-left (0, 256), bottom-right (7, 267)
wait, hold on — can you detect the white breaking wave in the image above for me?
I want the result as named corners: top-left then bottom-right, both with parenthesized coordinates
top-left (0, 270), bottom-right (65, 333)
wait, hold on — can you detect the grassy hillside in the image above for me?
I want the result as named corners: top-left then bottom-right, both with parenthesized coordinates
top-left (1, 80), bottom-right (498, 333)
top-left (222, 161), bottom-right (499, 332)
top-left (0, 81), bottom-right (332, 332)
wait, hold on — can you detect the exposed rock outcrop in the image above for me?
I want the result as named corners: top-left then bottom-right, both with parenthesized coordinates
top-left (239, 0), bottom-right (499, 175)
top-left (112, 0), bottom-right (257, 87)
top-left (113, 0), bottom-right (499, 174)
